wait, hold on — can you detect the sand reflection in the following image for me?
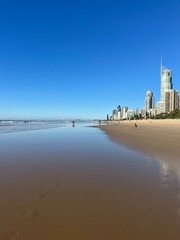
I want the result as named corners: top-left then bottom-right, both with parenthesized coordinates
top-left (0, 126), bottom-right (179, 239)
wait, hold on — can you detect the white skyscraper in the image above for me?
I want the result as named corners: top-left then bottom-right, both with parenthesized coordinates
top-left (157, 59), bottom-right (173, 113)
top-left (127, 110), bottom-right (135, 119)
top-left (164, 89), bottom-right (179, 112)
top-left (122, 106), bottom-right (128, 119)
top-left (160, 62), bottom-right (173, 101)
top-left (157, 101), bottom-right (165, 114)
top-left (145, 90), bottom-right (155, 111)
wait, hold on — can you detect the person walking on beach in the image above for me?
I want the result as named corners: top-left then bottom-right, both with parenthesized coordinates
top-left (134, 123), bottom-right (137, 128)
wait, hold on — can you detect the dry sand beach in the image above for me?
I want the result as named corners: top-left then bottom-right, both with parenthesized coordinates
top-left (98, 119), bottom-right (180, 176)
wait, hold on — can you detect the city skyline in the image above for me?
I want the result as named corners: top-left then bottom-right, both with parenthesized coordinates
top-left (110, 60), bottom-right (180, 120)
top-left (0, 0), bottom-right (180, 120)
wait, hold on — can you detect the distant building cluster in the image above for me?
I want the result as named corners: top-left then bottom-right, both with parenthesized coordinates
top-left (108, 60), bottom-right (180, 120)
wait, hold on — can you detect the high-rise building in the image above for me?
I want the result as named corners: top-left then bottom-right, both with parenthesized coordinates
top-left (145, 90), bottom-right (155, 111)
top-left (116, 105), bottom-right (121, 120)
top-left (164, 90), bottom-right (179, 112)
top-left (157, 101), bottom-right (165, 114)
top-left (160, 63), bottom-right (173, 101)
top-left (150, 107), bottom-right (157, 117)
top-left (135, 108), bottom-right (140, 116)
top-left (112, 106), bottom-right (122, 120)
top-left (117, 105), bottom-right (121, 111)
top-left (157, 60), bottom-right (173, 113)
top-left (127, 110), bottom-right (135, 119)
top-left (115, 110), bottom-right (118, 120)
top-left (112, 110), bottom-right (116, 120)
top-left (141, 108), bottom-right (146, 116)
top-left (122, 106), bottom-right (128, 119)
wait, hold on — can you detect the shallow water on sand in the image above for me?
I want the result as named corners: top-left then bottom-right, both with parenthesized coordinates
top-left (0, 125), bottom-right (179, 239)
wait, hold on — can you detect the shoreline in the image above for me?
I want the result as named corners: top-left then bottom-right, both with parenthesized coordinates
top-left (96, 119), bottom-right (180, 176)
top-left (0, 123), bottom-right (180, 239)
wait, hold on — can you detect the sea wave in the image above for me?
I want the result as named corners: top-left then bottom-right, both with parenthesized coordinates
top-left (0, 120), bottom-right (67, 133)
top-left (0, 120), bottom-right (96, 133)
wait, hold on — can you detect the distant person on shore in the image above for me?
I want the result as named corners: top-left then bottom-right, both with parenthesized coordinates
top-left (134, 123), bottom-right (137, 128)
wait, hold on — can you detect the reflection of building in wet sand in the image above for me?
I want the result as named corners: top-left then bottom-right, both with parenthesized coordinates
top-left (156, 157), bottom-right (180, 191)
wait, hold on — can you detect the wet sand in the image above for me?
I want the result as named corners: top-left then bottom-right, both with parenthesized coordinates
top-left (98, 119), bottom-right (180, 174)
top-left (0, 126), bottom-right (179, 239)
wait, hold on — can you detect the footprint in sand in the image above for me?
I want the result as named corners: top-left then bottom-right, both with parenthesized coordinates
top-left (55, 182), bottom-right (60, 188)
top-left (30, 209), bottom-right (40, 218)
top-left (0, 230), bottom-right (20, 240)
top-left (18, 209), bottom-right (40, 219)
top-left (17, 209), bottom-right (28, 218)
top-left (37, 193), bottom-right (48, 200)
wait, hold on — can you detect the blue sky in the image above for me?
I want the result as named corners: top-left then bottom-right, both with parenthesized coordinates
top-left (0, 0), bottom-right (180, 119)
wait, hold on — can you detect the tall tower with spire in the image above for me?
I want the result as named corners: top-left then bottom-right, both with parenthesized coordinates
top-left (160, 58), bottom-right (173, 101)
top-left (157, 58), bottom-right (173, 114)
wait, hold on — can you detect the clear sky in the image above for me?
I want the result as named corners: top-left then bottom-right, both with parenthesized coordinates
top-left (0, 0), bottom-right (180, 120)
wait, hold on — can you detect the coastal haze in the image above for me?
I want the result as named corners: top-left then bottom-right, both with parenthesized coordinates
top-left (0, 123), bottom-right (179, 239)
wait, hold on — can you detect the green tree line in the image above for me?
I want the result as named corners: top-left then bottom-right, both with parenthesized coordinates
top-left (155, 109), bottom-right (180, 119)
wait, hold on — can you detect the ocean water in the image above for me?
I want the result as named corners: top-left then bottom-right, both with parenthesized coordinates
top-left (0, 124), bottom-right (179, 239)
top-left (0, 120), bottom-right (95, 133)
